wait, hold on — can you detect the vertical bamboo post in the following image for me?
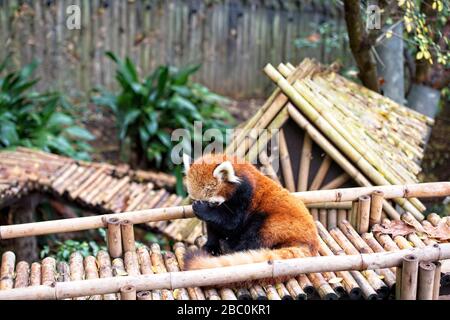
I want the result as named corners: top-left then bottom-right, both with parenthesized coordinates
top-left (432, 261), bottom-right (441, 300)
top-left (120, 285), bottom-right (137, 300)
top-left (297, 133), bottom-right (312, 191)
top-left (395, 266), bottom-right (403, 300)
top-left (328, 209), bottom-right (337, 230)
top-left (106, 217), bottom-right (123, 258)
top-left (417, 262), bottom-right (436, 300)
top-left (357, 196), bottom-right (371, 234)
top-left (309, 155), bottom-right (332, 191)
top-left (121, 219), bottom-right (136, 253)
top-left (319, 209), bottom-right (327, 228)
top-left (310, 208), bottom-right (319, 221)
top-left (137, 291), bottom-right (152, 300)
top-left (400, 254), bottom-right (419, 300)
top-left (350, 201), bottom-right (358, 227)
top-left (278, 129), bottom-right (295, 192)
top-left (337, 209), bottom-right (347, 225)
top-left (369, 190), bottom-right (384, 227)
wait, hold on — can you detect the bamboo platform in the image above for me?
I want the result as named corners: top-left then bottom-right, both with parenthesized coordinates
top-left (1, 219), bottom-right (449, 300)
top-left (162, 59), bottom-right (435, 243)
top-left (0, 148), bottom-right (183, 231)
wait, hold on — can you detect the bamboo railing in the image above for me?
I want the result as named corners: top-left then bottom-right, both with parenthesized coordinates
top-left (0, 244), bottom-right (448, 300)
top-left (0, 182), bottom-right (448, 240)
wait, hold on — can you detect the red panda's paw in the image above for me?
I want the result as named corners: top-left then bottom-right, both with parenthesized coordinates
top-left (192, 201), bottom-right (211, 219)
top-left (203, 243), bottom-right (221, 256)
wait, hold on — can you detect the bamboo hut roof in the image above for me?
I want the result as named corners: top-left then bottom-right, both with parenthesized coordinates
top-left (1, 216), bottom-right (449, 300)
top-left (163, 59), bottom-right (435, 243)
top-left (0, 148), bottom-right (182, 225)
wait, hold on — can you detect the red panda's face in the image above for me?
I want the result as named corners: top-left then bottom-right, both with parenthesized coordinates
top-left (185, 154), bottom-right (241, 205)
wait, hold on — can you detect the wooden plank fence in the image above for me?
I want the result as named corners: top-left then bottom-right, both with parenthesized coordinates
top-left (0, 0), bottom-right (351, 98)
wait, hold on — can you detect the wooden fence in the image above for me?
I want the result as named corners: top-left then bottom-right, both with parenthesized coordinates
top-left (0, 0), bottom-right (351, 98)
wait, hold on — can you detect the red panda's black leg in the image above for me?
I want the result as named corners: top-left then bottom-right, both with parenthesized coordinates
top-left (203, 224), bottom-right (222, 256)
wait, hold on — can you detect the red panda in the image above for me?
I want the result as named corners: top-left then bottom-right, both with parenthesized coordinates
top-left (183, 153), bottom-right (319, 280)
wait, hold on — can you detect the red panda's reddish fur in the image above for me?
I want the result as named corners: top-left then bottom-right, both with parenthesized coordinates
top-left (185, 153), bottom-right (319, 275)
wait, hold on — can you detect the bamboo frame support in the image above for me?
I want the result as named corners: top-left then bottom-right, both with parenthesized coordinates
top-left (121, 220), bottom-right (135, 253)
top-left (120, 285), bottom-right (136, 300)
top-left (400, 255), bottom-right (419, 300)
top-left (0, 182), bottom-right (449, 240)
top-left (0, 244), bottom-right (448, 300)
top-left (327, 209), bottom-right (337, 230)
top-left (106, 218), bottom-right (122, 259)
top-left (417, 262), bottom-right (436, 300)
top-left (320, 173), bottom-right (350, 190)
top-left (297, 133), bottom-right (312, 191)
top-left (369, 190), bottom-right (384, 227)
top-left (278, 129), bottom-right (295, 192)
top-left (357, 196), bottom-right (371, 234)
top-left (310, 155), bottom-right (332, 191)
top-left (350, 201), bottom-right (358, 227)
top-left (433, 262), bottom-right (441, 300)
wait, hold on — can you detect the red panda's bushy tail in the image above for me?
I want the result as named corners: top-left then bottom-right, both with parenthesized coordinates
top-left (184, 245), bottom-right (313, 271)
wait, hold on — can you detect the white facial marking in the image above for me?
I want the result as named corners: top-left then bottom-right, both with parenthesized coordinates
top-left (213, 161), bottom-right (241, 184)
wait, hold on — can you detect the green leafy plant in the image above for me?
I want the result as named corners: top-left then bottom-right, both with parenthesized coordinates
top-left (0, 57), bottom-right (94, 160)
top-left (93, 52), bottom-right (234, 174)
top-left (40, 239), bottom-right (106, 262)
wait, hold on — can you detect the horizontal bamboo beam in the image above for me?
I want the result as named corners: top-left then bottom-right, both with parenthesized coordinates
top-left (0, 182), bottom-right (449, 240)
top-left (0, 244), bottom-right (448, 300)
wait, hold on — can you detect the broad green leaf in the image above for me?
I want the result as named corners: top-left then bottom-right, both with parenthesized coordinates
top-left (65, 126), bottom-right (95, 141)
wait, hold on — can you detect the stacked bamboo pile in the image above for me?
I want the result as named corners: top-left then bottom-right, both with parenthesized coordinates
top-left (0, 148), bottom-right (181, 231)
top-left (1, 220), bottom-right (448, 300)
top-left (162, 59), bottom-right (434, 242)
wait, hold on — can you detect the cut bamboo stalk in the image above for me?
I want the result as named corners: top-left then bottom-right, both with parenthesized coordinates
top-left (297, 274), bottom-right (315, 296)
top-left (328, 209), bottom-right (337, 230)
top-left (173, 243), bottom-right (205, 300)
top-left (1, 182), bottom-right (449, 240)
top-left (285, 278), bottom-right (307, 300)
top-left (275, 283), bottom-right (292, 300)
top-left (357, 196), bottom-right (371, 234)
top-left (249, 285), bottom-right (268, 300)
top-left (121, 220), bottom-right (135, 253)
top-left (84, 256), bottom-right (102, 300)
top-left (164, 252), bottom-right (190, 300)
top-left (417, 262), bottom-right (435, 300)
top-left (0, 252), bottom-right (15, 290)
top-left (124, 252), bottom-right (140, 277)
top-left (14, 261), bottom-right (30, 288)
top-left (369, 190), bottom-right (384, 227)
top-left (396, 265), bottom-right (403, 300)
top-left (41, 257), bottom-right (56, 286)
top-left (137, 291), bottom-right (152, 300)
top-left (277, 129), bottom-right (295, 192)
top-left (69, 251), bottom-right (86, 300)
top-left (320, 173), bottom-right (350, 190)
top-left (433, 262), bottom-right (441, 300)
top-left (427, 213), bottom-right (441, 227)
top-left (150, 243), bottom-right (174, 300)
top-left (219, 288), bottom-right (238, 300)
top-left (120, 285), bottom-right (136, 300)
top-left (317, 237), bottom-right (362, 300)
top-left (263, 285), bottom-right (281, 300)
top-left (310, 208), bottom-right (319, 221)
top-left (319, 209), bottom-right (327, 227)
top-left (400, 254), bottom-right (419, 300)
top-left (297, 133), bottom-right (312, 191)
top-left (310, 155), bottom-right (332, 191)
top-left (350, 201), bottom-right (358, 227)
top-left (106, 217), bottom-right (123, 259)
top-left (235, 288), bottom-right (252, 300)
top-left (307, 273), bottom-right (338, 300)
top-left (337, 209), bottom-right (347, 225)
top-left (30, 262), bottom-right (41, 286)
top-left (97, 250), bottom-right (117, 300)
top-left (329, 228), bottom-right (389, 298)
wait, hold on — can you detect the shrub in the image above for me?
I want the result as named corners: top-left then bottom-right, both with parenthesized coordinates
top-left (0, 57), bottom-right (94, 160)
top-left (93, 52), bottom-right (234, 176)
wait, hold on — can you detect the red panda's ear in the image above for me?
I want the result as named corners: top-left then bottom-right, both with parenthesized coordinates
top-left (213, 161), bottom-right (241, 184)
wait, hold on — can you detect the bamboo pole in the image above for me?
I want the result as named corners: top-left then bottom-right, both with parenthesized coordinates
top-left (0, 252), bottom-right (15, 290)
top-left (310, 155), bottom-right (332, 191)
top-left (97, 250), bottom-right (117, 300)
top-left (307, 273), bottom-right (338, 300)
top-left (417, 262), bottom-right (435, 300)
top-left (319, 209), bottom-right (327, 227)
top-left (287, 103), bottom-right (401, 220)
top-left (328, 209), bottom-right (337, 230)
top-left (310, 208), bottom-right (319, 221)
top-left (137, 291), bottom-right (152, 300)
top-left (350, 201), bottom-right (358, 227)
top-left (357, 196), bottom-right (371, 234)
top-left (106, 217), bottom-right (122, 259)
top-left (120, 285), bottom-right (136, 300)
top-left (285, 278), bottom-right (307, 300)
top-left (265, 64), bottom-right (425, 219)
top-left (307, 202), bottom-right (352, 209)
top-left (320, 173), bottom-right (350, 190)
top-left (433, 262), bottom-right (441, 300)
top-left (1, 244), bottom-right (449, 300)
top-left (297, 133), bottom-right (312, 191)
top-left (30, 262), bottom-right (41, 287)
top-left (278, 129), bottom-right (295, 192)
top-left (400, 254), bottom-right (419, 300)
top-left (297, 274), bottom-right (315, 296)
top-left (337, 209), bottom-right (347, 225)
top-left (1, 182), bottom-right (449, 240)
top-left (121, 220), bottom-right (135, 253)
top-left (14, 261), bottom-right (30, 288)
top-left (369, 190), bottom-right (384, 227)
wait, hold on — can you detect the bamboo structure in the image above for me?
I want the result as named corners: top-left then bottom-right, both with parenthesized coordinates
top-left (106, 218), bottom-right (123, 259)
top-left (120, 285), bottom-right (137, 300)
top-left (370, 191), bottom-right (384, 227)
top-left (0, 244), bottom-right (448, 300)
top-left (121, 220), bottom-right (136, 253)
top-left (417, 262), bottom-right (436, 300)
top-left (400, 255), bottom-right (419, 300)
top-left (357, 196), bottom-right (371, 234)
top-left (1, 182), bottom-right (448, 240)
